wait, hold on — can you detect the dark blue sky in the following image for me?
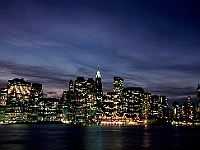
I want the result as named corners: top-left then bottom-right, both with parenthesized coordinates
top-left (0, 0), bottom-right (200, 105)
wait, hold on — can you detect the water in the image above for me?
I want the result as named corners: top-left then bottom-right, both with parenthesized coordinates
top-left (0, 124), bottom-right (200, 150)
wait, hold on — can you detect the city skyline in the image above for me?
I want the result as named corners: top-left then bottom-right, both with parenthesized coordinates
top-left (1, 76), bottom-right (199, 126)
top-left (0, 74), bottom-right (199, 107)
top-left (0, 0), bottom-right (200, 104)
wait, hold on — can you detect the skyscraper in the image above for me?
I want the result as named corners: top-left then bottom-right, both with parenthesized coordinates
top-left (113, 77), bottom-right (124, 96)
top-left (187, 96), bottom-right (195, 123)
top-left (31, 83), bottom-right (43, 102)
top-left (69, 79), bottom-right (74, 92)
top-left (0, 87), bottom-right (7, 121)
top-left (122, 87), bottom-right (145, 119)
top-left (6, 78), bottom-right (31, 122)
top-left (149, 95), bottom-right (159, 119)
top-left (95, 66), bottom-right (103, 99)
top-left (197, 84), bottom-right (200, 100)
top-left (196, 84), bottom-right (200, 121)
top-left (171, 101), bottom-right (181, 122)
top-left (28, 83), bottom-right (43, 121)
top-left (7, 78), bottom-right (31, 102)
top-left (87, 78), bottom-right (95, 93)
top-left (197, 84), bottom-right (200, 111)
top-left (0, 87), bottom-right (7, 106)
top-left (158, 95), bottom-right (169, 122)
top-left (74, 77), bottom-right (87, 123)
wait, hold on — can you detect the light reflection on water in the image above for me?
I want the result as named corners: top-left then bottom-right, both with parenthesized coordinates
top-left (0, 124), bottom-right (200, 150)
top-left (143, 127), bottom-right (150, 148)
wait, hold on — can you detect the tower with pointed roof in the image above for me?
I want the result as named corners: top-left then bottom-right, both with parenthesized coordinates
top-left (95, 65), bottom-right (103, 98)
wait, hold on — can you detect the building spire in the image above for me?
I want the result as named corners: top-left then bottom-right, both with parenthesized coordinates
top-left (96, 65), bottom-right (101, 78)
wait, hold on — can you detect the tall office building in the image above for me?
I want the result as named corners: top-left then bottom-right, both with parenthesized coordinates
top-left (171, 101), bottom-right (181, 122)
top-left (30, 83), bottom-right (43, 102)
top-left (143, 92), bottom-right (151, 121)
top-left (186, 96), bottom-right (195, 122)
top-left (60, 89), bottom-right (74, 123)
top-left (102, 92), bottom-right (119, 116)
top-left (180, 103), bottom-right (187, 122)
top-left (95, 67), bottom-right (103, 97)
top-left (197, 84), bottom-right (200, 111)
top-left (0, 87), bottom-right (7, 121)
top-left (69, 79), bottom-right (74, 92)
top-left (27, 83), bottom-right (43, 121)
top-left (196, 84), bottom-right (200, 121)
top-left (37, 98), bottom-right (60, 121)
top-left (74, 77), bottom-right (87, 99)
top-left (95, 67), bottom-right (103, 121)
top-left (87, 78), bottom-right (95, 94)
top-left (197, 84), bottom-right (200, 101)
top-left (74, 77), bottom-right (87, 123)
top-left (0, 87), bottom-right (7, 106)
top-left (6, 78), bottom-right (31, 122)
top-left (158, 96), bottom-right (169, 122)
top-left (149, 95), bottom-right (159, 119)
top-left (7, 78), bottom-right (31, 102)
top-left (122, 87), bottom-right (145, 119)
top-left (86, 78), bottom-right (98, 124)
top-left (113, 77), bottom-right (124, 96)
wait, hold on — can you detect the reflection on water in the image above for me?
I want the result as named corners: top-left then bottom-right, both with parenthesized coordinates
top-left (83, 126), bottom-right (123, 150)
top-left (84, 126), bottom-right (103, 150)
top-left (0, 125), bottom-right (200, 150)
top-left (143, 126), bottom-right (150, 148)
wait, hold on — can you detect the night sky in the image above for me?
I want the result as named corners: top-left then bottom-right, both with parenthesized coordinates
top-left (0, 0), bottom-right (200, 105)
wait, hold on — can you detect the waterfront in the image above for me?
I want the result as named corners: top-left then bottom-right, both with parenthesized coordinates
top-left (0, 124), bottom-right (200, 150)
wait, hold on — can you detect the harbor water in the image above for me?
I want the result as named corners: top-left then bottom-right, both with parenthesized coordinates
top-left (0, 124), bottom-right (200, 150)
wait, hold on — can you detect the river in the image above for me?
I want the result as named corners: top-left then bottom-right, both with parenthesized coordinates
top-left (0, 124), bottom-right (200, 150)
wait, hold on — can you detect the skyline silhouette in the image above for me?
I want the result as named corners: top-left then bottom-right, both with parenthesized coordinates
top-left (0, 74), bottom-right (199, 107)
